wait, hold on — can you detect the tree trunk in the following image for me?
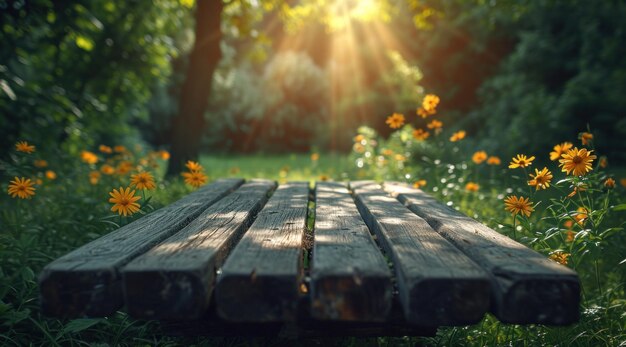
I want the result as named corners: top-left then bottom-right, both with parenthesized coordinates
top-left (167, 0), bottom-right (223, 176)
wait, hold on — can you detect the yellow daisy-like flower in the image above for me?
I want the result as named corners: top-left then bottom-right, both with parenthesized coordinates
top-left (353, 143), bottom-right (365, 153)
top-left (385, 113), bottom-right (405, 129)
top-left (81, 150), bottom-right (99, 165)
top-left (412, 128), bottom-right (430, 141)
top-left (422, 94), bottom-right (440, 112)
top-left (580, 132), bottom-right (593, 146)
top-left (185, 160), bottom-right (204, 172)
top-left (182, 171), bottom-right (208, 188)
top-left (487, 156), bottom-right (501, 165)
top-left (108, 187), bottom-right (141, 216)
top-left (508, 154), bottom-right (535, 169)
top-left (100, 164), bottom-right (115, 175)
top-left (426, 119), bottom-right (443, 129)
top-left (559, 147), bottom-right (597, 176)
top-left (117, 161), bottom-right (133, 175)
top-left (353, 134), bottom-right (365, 143)
top-left (99, 145), bottom-right (113, 154)
top-left (449, 130), bottom-right (466, 142)
top-left (504, 195), bottom-right (534, 217)
top-left (413, 180), bottom-right (427, 189)
top-left (34, 159), bottom-right (48, 168)
top-left (549, 142), bottom-right (573, 161)
top-left (528, 167), bottom-right (553, 190)
top-left (604, 178), bottom-right (615, 188)
top-left (7, 177), bottom-right (36, 199)
top-left (89, 170), bottom-right (101, 185)
top-left (472, 151), bottom-right (487, 164)
top-left (549, 251), bottom-right (570, 266)
top-left (465, 182), bottom-right (479, 192)
top-left (574, 207), bottom-right (587, 226)
top-left (45, 170), bottom-right (57, 180)
top-left (15, 141), bottom-right (35, 153)
top-left (130, 171), bottom-right (156, 190)
top-left (310, 153), bottom-right (319, 161)
top-left (416, 107), bottom-right (435, 118)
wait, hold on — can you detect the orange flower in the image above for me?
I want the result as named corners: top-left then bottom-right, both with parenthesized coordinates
top-left (89, 171), bottom-right (101, 185)
top-left (412, 128), bottom-right (430, 141)
top-left (385, 113), bottom-right (405, 129)
top-left (422, 94), bottom-right (440, 113)
top-left (416, 107), bottom-right (435, 118)
top-left (565, 230), bottom-right (575, 242)
top-left (182, 171), bottom-right (208, 188)
top-left (449, 130), bottom-right (466, 142)
top-left (34, 159), bottom-right (48, 168)
top-left (353, 134), bottom-right (365, 143)
top-left (185, 160), bottom-right (204, 172)
top-left (604, 178), bottom-right (615, 188)
top-left (81, 151), bottom-right (99, 165)
top-left (15, 141), bottom-right (35, 153)
top-left (574, 207), bottom-right (587, 226)
top-left (158, 150), bottom-right (170, 160)
top-left (528, 167), bottom-right (553, 190)
top-left (426, 119), bottom-right (443, 129)
top-left (310, 153), bottom-right (320, 161)
top-left (508, 154), bottom-right (535, 169)
top-left (549, 251), bottom-right (570, 265)
top-left (114, 145), bottom-right (127, 153)
top-left (599, 156), bottom-right (608, 168)
top-left (117, 161), bottom-right (133, 175)
top-left (559, 147), bottom-right (596, 176)
top-left (620, 178), bottom-right (626, 188)
top-left (108, 187), bottom-right (141, 216)
top-left (472, 151), bottom-right (487, 164)
top-left (580, 132), bottom-right (593, 146)
top-left (130, 171), bottom-right (156, 190)
top-left (99, 145), bottom-right (113, 154)
top-left (504, 195), bottom-right (534, 217)
top-left (413, 180), bottom-right (427, 189)
top-left (487, 156), bottom-right (501, 165)
top-left (549, 142), bottom-right (573, 161)
top-left (100, 164), bottom-right (115, 175)
top-left (45, 170), bottom-right (57, 180)
top-left (7, 177), bottom-right (36, 199)
top-left (465, 182), bottom-right (479, 192)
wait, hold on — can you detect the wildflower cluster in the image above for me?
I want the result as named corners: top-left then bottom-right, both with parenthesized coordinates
top-left (182, 160), bottom-right (208, 188)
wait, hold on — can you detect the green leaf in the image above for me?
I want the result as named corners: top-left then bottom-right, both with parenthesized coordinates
top-left (62, 318), bottom-right (105, 334)
top-left (612, 204), bottom-right (626, 211)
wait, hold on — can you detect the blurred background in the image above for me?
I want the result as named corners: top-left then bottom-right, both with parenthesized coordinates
top-left (2, 0), bottom-right (626, 168)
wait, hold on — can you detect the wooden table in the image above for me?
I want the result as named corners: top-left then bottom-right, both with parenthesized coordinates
top-left (38, 179), bottom-right (580, 337)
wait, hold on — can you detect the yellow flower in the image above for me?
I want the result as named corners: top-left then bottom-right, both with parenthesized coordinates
top-left (99, 145), bottom-right (113, 154)
top-left (114, 145), bottom-right (127, 153)
top-left (413, 180), bottom-right (427, 189)
top-left (15, 141), bottom-right (35, 153)
top-left (45, 170), bottom-right (57, 180)
top-left (426, 119), bottom-right (443, 129)
top-left (108, 187), bottom-right (141, 216)
top-left (412, 128), bottom-right (430, 141)
top-left (385, 113), bottom-right (405, 129)
top-left (565, 230), bottom-right (575, 242)
top-left (353, 143), bottom-right (365, 153)
top-left (449, 130), bottom-right (466, 142)
top-left (182, 171), bottom-right (208, 188)
top-left (185, 160), bottom-right (204, 172)
top-left (7, 177), bottom-right (36, 199)
top-left (574, 207), bottom-right (587, 226)
top-left (394, 154), bottom-right (406, 162)
top-left (159, 150), bottom-right (170, 160)
top-left (422, 94), bottom-right (440, 113)
top-left (130, 172), bottom-right (156, 190)
top-left (310, 153), bottom-right (319, 161)
top-left (599, 156), bottom-right (608, 168)
top-left (89, 171), bottom-right (101, 185)
top-left (504, 195), bottom-right (534, 217)
top-left (319, 174), bottom-right (330, 181)
top-left (465, 182), bottom-right (479, 192)
top-left (81, 150), bottom-right (99, 165)
top-left (472, 151), bottom-right (487, 164)
top-left (36, 178), bottom-right (43, 185)
top-left (528, 167), bottom-right (553, 190)
top-left (580, 132), bottom-right (593, 146)
top-left (604, 178), bottom-right (615, 188)
top-left (382, 149), bottom-right (394, 156)
top-left (508, 154), bottom-right (535, 169)
top-left (549, 251), bottom-right (570, 265)
top-left (559, 147), bottom-right (596, 176)
top-left (100, 164), bottom-right (115, 175)
top-left (416, 107), bottom-right (435, 118)
top-left (353, 134), bottom-right (365, 143)
top-left (487, 156), bottom-right (501, 165)
top-left (34, 159), bottom-right (48, 168)
top-left (549, 142), bottom-right (573, 161)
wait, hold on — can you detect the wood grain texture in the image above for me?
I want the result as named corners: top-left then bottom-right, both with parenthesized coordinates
top-left (311, 181), bottom-right (392, 321)
top-left (38, 179), bottom-right (244, 318)
top-left (384, 182), bottom-right (580, 325)
top-left (121, 180), bottom-right (276, 320)
top-left (350, 181), bottom-right (490, 326)
top-left (215, 182), bottom-right (310, 322)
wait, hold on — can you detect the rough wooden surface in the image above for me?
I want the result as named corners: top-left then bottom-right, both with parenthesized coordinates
top-left (310, 182), bottom-right (392, 321)
top-left (121, 180), bottom-right (276, 320)
top-left (350, 181), bottom-right (490, 326)
top-left (38, 179), bottom-right (244, 318)
top-left (384, 182), bottom-right (580, 325)
top-left (215, 182), bottom-right (310, 322)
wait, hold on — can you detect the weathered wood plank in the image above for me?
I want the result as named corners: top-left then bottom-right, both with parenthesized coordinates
top-left (384, 182), bottom-right (580, 325)
top-left (215, 182), bottom-right (310, 322)
top-left (350, 181), bottom-right (490, 326)
top-left (121, 180), bottom-right (276, 320)
top-left (310, 181), bottom-right (392, 321)
top-left (38, 179), bottom-right (244, 318)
